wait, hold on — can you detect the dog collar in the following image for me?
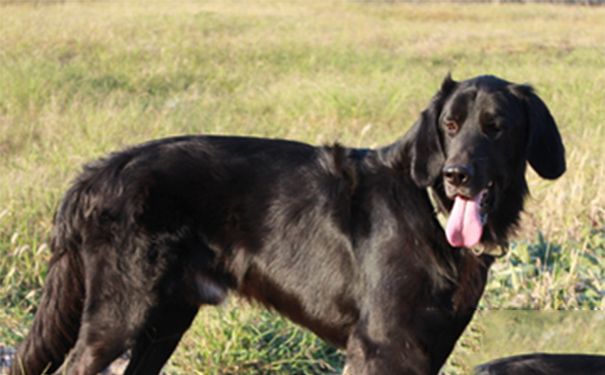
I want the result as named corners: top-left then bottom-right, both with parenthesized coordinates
top-left (427, 187), bottom-right (508, 257)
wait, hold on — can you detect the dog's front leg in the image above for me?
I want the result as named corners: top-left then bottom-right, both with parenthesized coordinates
top-left (343, 312), bottom-right (433, 375)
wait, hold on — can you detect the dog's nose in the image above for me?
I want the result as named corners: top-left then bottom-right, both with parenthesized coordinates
top-left (443, 165), bottom-right (473, 187)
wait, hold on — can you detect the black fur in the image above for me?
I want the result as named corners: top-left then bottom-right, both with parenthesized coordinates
top-left (11, 75), bottom-right (565, 375)
top-left (475, 353), bottom-right (605, 375)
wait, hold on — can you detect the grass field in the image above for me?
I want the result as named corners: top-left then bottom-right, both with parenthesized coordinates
top-left (1, 2), bottom-right (604, 374)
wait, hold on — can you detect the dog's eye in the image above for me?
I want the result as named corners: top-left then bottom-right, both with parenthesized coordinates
top-left (483, 122), bottom-right (501, 137)
top-left (444, 121), bottom-right (459, 133)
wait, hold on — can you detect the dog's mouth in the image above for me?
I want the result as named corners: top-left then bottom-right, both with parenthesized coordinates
top-left (445, 181), bottom-right (493, 248)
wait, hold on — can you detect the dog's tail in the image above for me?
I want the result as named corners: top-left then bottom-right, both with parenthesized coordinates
top-left (11, 183), bottom-right (87, 375)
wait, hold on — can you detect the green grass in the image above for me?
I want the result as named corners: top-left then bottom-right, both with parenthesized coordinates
top-left (443, 310), bottom-right (605, 374)
top-left (166, 300), bottom-right (344, 375)
top-left (1, 2), bottom-right (604, 374)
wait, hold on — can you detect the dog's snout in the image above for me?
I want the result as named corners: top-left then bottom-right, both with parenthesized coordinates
top-left (443, 164), bottom-right (473, 187)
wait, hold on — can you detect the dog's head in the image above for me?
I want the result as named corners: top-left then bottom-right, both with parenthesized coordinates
top-left (410, 75), bottom-right (565, 249)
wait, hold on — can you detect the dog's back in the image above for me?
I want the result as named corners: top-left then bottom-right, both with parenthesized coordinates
top-left (475, 353), bottom-right (605, 375)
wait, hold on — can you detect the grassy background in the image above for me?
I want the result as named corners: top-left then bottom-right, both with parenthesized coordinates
top-left (1, 2), bottom-right (604, 374)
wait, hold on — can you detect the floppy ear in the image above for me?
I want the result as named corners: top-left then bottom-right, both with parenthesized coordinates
top-left (411, 75), bottom-right (457, 187)
top-left (514, 85), bottom-right (566, 179)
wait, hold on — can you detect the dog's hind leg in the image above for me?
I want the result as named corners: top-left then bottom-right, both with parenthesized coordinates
top-left (52, 309), bottom-right (143, 375)
top-left (122, 269), bottom-right (227, 374)
top-left (51, 250), bottom-right (163, 375)
top-left (123, 301), bottom-right (199, 375)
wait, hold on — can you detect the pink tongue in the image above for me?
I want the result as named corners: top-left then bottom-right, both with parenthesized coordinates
top-left (445, 193), bottom-right (484, 248)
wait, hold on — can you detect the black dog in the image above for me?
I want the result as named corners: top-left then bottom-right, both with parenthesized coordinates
top-left (11, 75), bottom-right (565, 375)
top-left (475, 353), bottom-right (605, 375)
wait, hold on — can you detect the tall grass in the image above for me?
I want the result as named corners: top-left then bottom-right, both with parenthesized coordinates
top-left (1, 2), bottom-right (604, 373)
